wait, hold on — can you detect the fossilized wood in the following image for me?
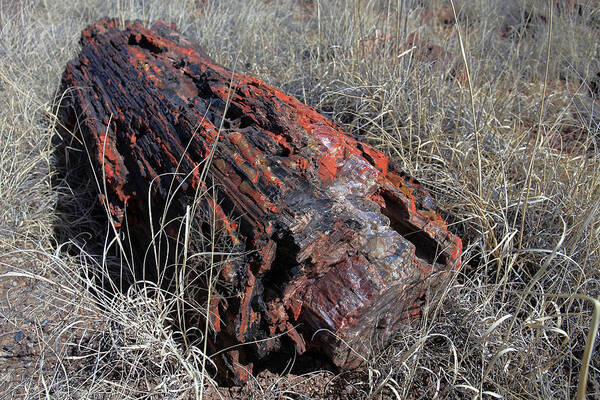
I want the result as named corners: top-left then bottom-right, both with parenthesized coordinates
top-left (57, 18), bottom-right (462, 383)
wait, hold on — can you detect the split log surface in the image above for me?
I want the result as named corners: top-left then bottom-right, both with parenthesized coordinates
top-left (57, 18), bottom-right (462, 383)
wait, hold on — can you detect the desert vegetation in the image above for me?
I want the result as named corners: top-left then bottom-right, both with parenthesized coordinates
top-left (0, 0), bottom-right (599, 398)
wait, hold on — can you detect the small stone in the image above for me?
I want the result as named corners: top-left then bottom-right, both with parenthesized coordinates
top-left (14, 331), bottom-right (24, 342)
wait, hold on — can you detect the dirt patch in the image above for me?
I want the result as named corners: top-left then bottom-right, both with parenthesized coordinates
top-left (0, 254), bottom-right (98, 398)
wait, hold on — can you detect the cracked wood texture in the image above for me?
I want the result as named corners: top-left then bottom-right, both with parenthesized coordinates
top-left (57, 19), bottom-right (462, 383)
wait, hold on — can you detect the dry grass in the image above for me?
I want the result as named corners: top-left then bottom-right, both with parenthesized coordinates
top-left (0, 0), bottom-right (599, 398)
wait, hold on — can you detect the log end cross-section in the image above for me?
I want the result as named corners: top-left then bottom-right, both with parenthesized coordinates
top-left (57, 18), bottom-right (462, 383)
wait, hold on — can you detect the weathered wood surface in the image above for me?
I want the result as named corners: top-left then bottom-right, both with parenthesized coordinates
top-left (57, 18), bottom-right (462, 383)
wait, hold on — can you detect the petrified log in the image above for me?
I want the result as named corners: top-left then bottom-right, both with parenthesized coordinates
top-left (57, 18), bottom-right (462, 383)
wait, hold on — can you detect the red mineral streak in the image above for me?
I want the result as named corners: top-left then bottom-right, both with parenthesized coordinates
top-left (58, 18), bottom-right (463, 384)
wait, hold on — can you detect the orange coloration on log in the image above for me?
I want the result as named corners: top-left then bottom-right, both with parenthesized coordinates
top-left (57, 18), bottom-right (462, 384)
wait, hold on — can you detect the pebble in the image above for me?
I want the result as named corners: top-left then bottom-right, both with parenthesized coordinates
top-left (14, 331), bottom-right (24, 342)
